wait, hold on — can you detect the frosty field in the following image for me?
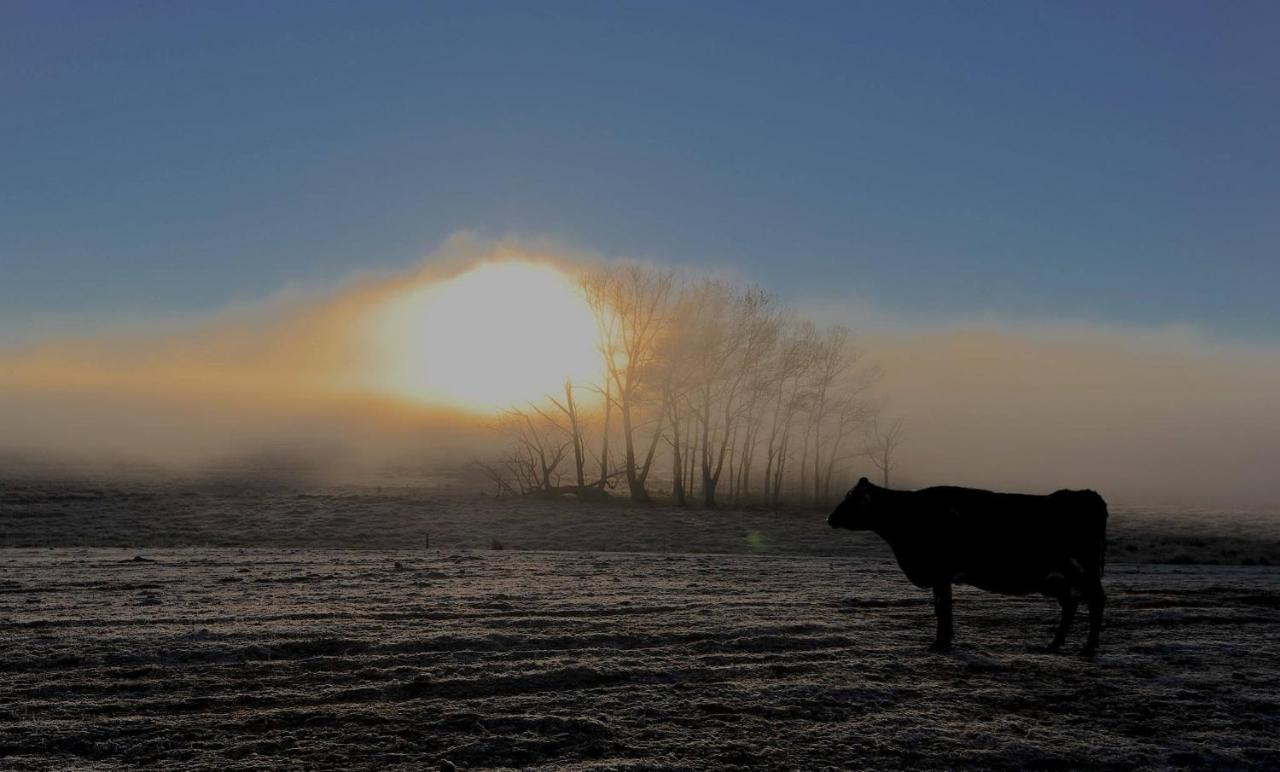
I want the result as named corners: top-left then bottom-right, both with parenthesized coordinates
top-left (2, 544), bottom-right (1277, 770)
top-left (2, 482), bottom-right (1278, 769)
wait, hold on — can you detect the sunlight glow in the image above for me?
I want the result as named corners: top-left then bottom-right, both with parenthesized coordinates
top-left (365, 261), bottom-right (600, 412)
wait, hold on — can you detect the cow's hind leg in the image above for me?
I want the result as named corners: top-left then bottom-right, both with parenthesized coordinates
top-left (1081, 576), bottom-right (1105, 656)
top-left (930, 582), bottom-right (953, 652)
top-left (1048, 595), bottom-right (1077, 652)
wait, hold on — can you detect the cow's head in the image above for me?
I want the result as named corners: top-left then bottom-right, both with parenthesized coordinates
top-left (828, 477), bottom-right (878, 530)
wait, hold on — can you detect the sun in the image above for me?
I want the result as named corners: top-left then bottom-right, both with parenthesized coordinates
top-left (365, 261), bottom-right (601, 411)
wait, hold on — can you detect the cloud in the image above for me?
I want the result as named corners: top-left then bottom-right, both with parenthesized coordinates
top-left (0, 234), bottom-right (591, 479)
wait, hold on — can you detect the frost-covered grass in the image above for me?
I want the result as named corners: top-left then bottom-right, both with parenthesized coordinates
top-left (1, 548), bottom-right (1277, 769)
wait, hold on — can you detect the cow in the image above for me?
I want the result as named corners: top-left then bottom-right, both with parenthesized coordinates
top-left (828, 477), bottom-right (1107, 655)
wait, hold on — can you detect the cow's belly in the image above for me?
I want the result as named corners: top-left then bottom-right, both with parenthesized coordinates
top-left (956, 571), bottom-right (1044, 595)
top-left (890, 537), bottom-right (1079, 595)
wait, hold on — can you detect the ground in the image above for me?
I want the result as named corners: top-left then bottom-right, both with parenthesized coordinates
top-left (2, 480), bottom-right (1278, 564)
top-left (1, 483), bottom-right (1278, 769)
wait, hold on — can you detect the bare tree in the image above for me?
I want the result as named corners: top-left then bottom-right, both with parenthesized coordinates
top-left (476, 264), bottom-right (891, 510)
top-left (688, 281), bottom-right (737, 507)
top-left (819, 395), bottom-right (874, 503)
top-left (684, 283), bottom-right (781, 507)
top-left (732, 349), bottom-right (776, 502)
top-left (804, 326), bottom-right (850, 503)
top-left (469, 459), bottom-right (517, 497)
top-left (654, 285), bottom-right (702, 506)
top-left (498, 406), bottom-right (570, 494)
top-left (728, 288), bottom-right (781, 503)
top-left (866, 415), bottom-right (906, 488)
top-left (582, 265), bottom-right (674, 503)
top-left (545, 379), bottom-right (588, 490)
top-left (763, 321), bottom-right (817, 506)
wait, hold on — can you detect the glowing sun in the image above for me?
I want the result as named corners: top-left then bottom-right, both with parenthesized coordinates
top-left (366, 261), bottom-right (600, 411)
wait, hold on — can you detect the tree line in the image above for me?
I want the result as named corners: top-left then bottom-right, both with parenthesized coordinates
top-left (472, 263), bottom-right (902, 507)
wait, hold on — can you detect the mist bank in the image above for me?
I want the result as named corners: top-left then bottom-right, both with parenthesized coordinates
top-left (2, 236), bottom-right (1277, 506)
top-left (863, 327), bottom-right (1280, 506)
top-left (0, 386), bottom-right (487, 485)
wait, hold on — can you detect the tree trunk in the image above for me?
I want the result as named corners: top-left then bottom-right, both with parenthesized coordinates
top-left (772, 429), bottom-right (790, 508)
top-left (620, 390), bottom-right (648, 503)
top-left (564, 381), bottom-right (586, 490)
top-left (670, 400), bottom-right (686, 505)
top-left (685, 417), bottom-right (697, 500)
top-left (597, 380), bottom-right (612, 490)
top-left (798, 419), bottom-right (814, 504)
top-left (698, 386), bottom-right (713, 507)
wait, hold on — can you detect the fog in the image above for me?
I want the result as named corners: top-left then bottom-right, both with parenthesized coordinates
top-left (863, 328), bottom-right (1280, 506)
top-left (2, 237), bottom-right (1277, 505)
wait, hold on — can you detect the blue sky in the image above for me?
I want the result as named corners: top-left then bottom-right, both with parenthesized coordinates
top-left (3, 1), bottom-right (1277, 342)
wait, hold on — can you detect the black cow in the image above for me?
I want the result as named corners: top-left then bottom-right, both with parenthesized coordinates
top-left (828, 478), bottom-right (1107, 655)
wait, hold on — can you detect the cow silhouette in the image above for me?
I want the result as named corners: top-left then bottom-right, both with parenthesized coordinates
top-left (829, 478), bottom-right (1107, 655)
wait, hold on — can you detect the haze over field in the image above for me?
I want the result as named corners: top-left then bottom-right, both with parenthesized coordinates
top-left (2, 234), bottom-right (1277, 505)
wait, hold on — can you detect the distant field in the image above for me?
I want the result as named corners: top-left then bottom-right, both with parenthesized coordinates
top-left (1, 480), bottom-right (1277, 565)
top-left (1, 548), bottom-right (1277, 769)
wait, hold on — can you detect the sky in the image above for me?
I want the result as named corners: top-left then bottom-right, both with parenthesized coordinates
top-left (3, 1), bottom-right (1278, 344)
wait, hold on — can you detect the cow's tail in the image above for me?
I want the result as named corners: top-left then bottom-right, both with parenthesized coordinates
top-left (1099, 522), bottom-right (1107, 577)
top-left (1091, 491), bottom-right (1109, 577)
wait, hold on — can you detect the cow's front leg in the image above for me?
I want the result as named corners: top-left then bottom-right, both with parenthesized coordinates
top-left (930, 581), bottom-right (953, 652)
